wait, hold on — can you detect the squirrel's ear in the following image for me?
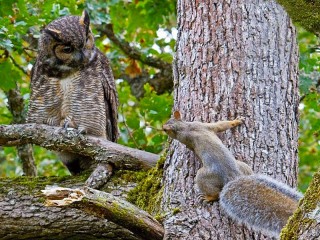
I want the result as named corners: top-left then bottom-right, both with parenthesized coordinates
top-left (173, 111), bottom-right (181, 120)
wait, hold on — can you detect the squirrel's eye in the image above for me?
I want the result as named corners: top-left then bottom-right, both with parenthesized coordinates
top-left (62, 46), bottom-right (74, 54)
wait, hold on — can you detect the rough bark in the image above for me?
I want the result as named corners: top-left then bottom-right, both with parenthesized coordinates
top-left (6, 88), bottom-right (37, 176)
top-left (161, 1), bottom-right (299, 239)
top-left (0, 176), bottom-right (151, 240)
top-left (0, 124), bottom-right (159, 171)
top-left (280, 169), bottom-right (320, 239)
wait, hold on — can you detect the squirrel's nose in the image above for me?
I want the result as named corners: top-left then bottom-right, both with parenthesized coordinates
top-left (162, 125), bottom-right (169, 132)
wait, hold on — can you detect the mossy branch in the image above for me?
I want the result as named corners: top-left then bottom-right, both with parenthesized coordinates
top-left (42, 186), bottom-right (164, 240)
top-left (0, 176), bottom-right (161, 239)
top-left (280, 169), bottom-right (320, 239)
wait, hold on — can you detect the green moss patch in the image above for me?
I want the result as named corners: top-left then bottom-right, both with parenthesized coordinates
top-left (126, 154), bottom-right (166, 215)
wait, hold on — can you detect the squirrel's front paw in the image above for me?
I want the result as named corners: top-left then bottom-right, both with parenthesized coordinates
top-left (234, 116), bottom-right (245, 125)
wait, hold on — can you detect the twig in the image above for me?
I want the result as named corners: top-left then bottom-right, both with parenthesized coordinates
top-left (120, 104), bottom-right (140, 149)
top-left (144, 125), bottom-right (163, 131)
top-left (9, 55), bottom-right (28, 75)
top-left (97, 24), bottom-right (172, 70)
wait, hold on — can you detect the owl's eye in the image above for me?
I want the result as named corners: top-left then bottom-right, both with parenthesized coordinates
top-left (62, 46), bottom-right (74, 54)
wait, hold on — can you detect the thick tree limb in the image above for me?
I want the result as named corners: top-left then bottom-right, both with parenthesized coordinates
top-left (42, 186), bottom-right (164, 240)
top-left (0, 177), bottom-right (148, 239)
top-left (0, 124), bottom-right (159, 171)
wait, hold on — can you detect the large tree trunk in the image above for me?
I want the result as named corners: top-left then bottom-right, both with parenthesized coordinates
top-left (161, 1), bottom-right (299, 239)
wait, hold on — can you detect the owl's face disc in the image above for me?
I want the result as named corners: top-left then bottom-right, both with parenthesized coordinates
top-left (39, 11), bottom-right (96, 74)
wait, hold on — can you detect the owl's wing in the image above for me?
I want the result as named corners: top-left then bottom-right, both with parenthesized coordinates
top-left (27, 58), bottom-right (42, 123)
top-left (99, 53), bottom-right (119, 142)
top-left (27, 58), bottom-right (61, 125)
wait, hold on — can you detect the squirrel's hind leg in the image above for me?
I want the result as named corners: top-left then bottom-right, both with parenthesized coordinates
top-left (236, 160), bottom-right (253, 175)
top-left (197, 193), bottom-right (219, 204)
top-left (196, 167), bottom-right (223, 204)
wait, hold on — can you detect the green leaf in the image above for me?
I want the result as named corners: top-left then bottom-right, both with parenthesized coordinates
top-left (126, 115), bottom-right (140, 129)
top-left (0, 59), bottom-right (21, 91)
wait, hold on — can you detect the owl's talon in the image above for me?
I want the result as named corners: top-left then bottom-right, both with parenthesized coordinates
top-left (78, 127), bottom-right (87, 135)
top-left (63, 120), bottom-right (69, 129)
top-left (62, 116), bottom-right (77, 130)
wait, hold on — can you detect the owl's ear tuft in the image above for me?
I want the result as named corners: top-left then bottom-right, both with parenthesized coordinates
top-left (80, 10), bottom-right (90, 35)
top-left (45, 28), bottom-right (62, 41)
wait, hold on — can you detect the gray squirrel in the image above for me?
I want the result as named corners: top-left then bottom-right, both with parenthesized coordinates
top-left (162, 111), bottom-right (302, 237)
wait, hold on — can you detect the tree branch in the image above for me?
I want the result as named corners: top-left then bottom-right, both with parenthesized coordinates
top-left (118, 68), bottom-right (173, 98)
top-left (5, 87), bottom-right (37, 176)
top-left (280, 169), bottom-right (320, 239)
top-left (0, 176), bottom-right (155, 239)
top-left (99, 24), bottom-right (172, 70)
top-left (0, 124), bottom-right (159, 171)
top-left (42, 186), bottom-right (164, 240)
top-left (97, 24), bottom-right (174, 94)
top-left (9, 55), bottom-right (28, 75)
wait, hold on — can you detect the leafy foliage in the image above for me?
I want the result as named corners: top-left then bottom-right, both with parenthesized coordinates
top-left (297, 29), bottom-right (320, 192)
top-left (118, 82), bottom-right (172, 153)
top-left (0, 0), bottom-right (175, 177)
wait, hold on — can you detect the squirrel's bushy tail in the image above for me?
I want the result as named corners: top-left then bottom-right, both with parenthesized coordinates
top-left (219, 174), bottom-right (303, 237)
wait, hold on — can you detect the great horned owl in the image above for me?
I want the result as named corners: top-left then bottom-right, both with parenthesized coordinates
top-left (27, 10), bottom-right (118, 174)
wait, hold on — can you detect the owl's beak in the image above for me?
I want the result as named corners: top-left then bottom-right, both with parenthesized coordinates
top-left (76, 50), bottom-right (89, 65)
top-left (80, 51), bottom-right (86, 63)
